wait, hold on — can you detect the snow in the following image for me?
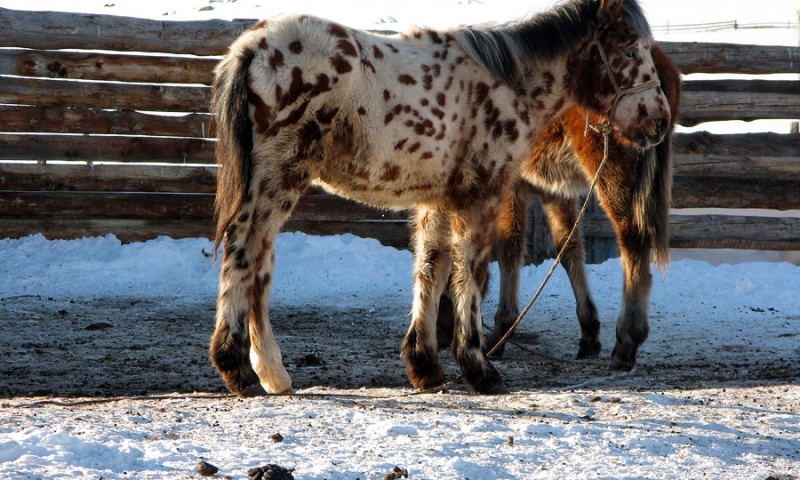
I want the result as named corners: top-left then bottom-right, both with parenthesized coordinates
top-left (1, 0), bottom-right (799, 479)
top-left (2, 232), bottom-right (799, 479)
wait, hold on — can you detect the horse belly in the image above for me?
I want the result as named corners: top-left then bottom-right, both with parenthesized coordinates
top-left (314, 160), bottom-right (445, 210)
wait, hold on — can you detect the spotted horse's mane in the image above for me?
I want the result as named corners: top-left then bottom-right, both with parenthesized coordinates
top-left (455, 0), bottom-right (654, 86)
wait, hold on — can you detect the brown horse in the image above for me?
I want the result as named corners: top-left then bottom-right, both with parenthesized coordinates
top-left (209, 0), bottom-right (670, 397)
top-left (438, 43), bottom-right (680, 370)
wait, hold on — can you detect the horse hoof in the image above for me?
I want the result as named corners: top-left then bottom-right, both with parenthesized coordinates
top-left (485, 344), bottom-right (506, 359)
top-left (476, 381), bottom-right (510, 395)
top-left (577, 340), bottom-right (601, 359)
top-left (241, 383), bottom-right (269, 397)
top-left (608, 358), bottom-right (635, 372)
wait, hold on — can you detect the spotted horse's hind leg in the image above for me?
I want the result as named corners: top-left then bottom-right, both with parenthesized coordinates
top-left (412, 207), bottom-right (508, 394)
top-left (210, 167), bottom-right (307, 397)
top-left (402, 207), bottom-right (453, 390)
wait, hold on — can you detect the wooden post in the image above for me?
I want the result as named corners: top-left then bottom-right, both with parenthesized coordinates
top-left (794, 8), bottom-right (800, 134)
top-left (527, 198), bottom-right (554, 266)
top-left (583, 194), bottom-right (618, 264)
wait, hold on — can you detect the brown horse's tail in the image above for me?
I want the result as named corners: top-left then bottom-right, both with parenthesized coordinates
top-left (633, 129), bottom-right (673, 272)
top-left (633, 45), bottom-right (680, 272)
top-left (210, 46), bottom-right (257, 252)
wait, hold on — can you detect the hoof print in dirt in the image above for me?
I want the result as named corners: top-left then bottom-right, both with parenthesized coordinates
top-left (247, 464), bottom-right (295, 480)
top-left (195, 460), bottom-right (219, 477)
top-left (384, 466), bottom-right (409, 479)
top-left (268, 432), bottom-right (284, 443)
top-left (296, 354), bottom-right (325, 367)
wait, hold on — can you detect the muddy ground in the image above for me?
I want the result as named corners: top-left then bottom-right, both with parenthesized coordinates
top-left (1, 294), bottom-right (797, 398)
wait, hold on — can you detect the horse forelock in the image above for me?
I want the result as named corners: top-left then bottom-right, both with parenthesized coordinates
top-left (617, 0), bottom-right (654, 42)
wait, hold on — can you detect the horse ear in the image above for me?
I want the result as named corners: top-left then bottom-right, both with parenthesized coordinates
top-left (598, 0), bottom-right (625, 23)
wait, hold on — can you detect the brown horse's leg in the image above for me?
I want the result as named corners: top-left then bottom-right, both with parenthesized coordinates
top-left (541, 193), bottom-right (602, 359)
top-left (609, 225), bottom-right (652, 371)
top-left (402, 208), bottom-right (453, 390)
top-left (449, 209), bottom-right (508, 394)
top-left (485, 181), bottom-right (535, 358)
top-left (591, 151), bottom-right (653, 371)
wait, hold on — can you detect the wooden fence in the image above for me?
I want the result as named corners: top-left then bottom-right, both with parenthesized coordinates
top-left (1, 8), bottom-right (799, 261)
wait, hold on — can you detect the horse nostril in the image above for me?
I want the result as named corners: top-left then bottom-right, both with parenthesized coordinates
top-left (657, 118), bottom-right (668, 134)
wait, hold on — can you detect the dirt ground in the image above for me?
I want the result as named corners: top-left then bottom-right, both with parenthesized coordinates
top-left (1, 294), bottom-right (797, 398)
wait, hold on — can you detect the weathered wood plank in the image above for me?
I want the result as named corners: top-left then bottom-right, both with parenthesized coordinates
top-left (674, 132), bottom-right (800, 157)
top-left (0, 7), bottom-right (256, 55)
top-left (0, 134), bottom-right (215, 163)
top-left (0, 191), bottom-right (408, 223)
top-left (671, 177), bottom-right (800, 210)
top-left (5, 208), bottom-right (797, 251)
top-left (0, 217), bottom-right (411, 248)
top-left (0, 105), bottom-right (212, 137)
top-left (679, 88), bottom-right (800, 126)
top-left (0, 75), bottom-right (210, 112)
top-left (0, 162), bottom-right (218, 193)
top-left (580, 213), bottom-right (800, 250)
top-left (6, 78), bottom-right (799, 130)
top-left (660, 41), bottom-right (800, 75)
top-left (0, 48), bottom-right (218, 84)
top-left (673, 154), bottom-right (800, 178)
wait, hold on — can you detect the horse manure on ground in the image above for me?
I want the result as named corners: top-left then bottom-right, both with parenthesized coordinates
top-left (247, 464), bottom-right (295, 480)
top-left (384, 466), bottom-right (409, 479)
top-left (194, 460), bottom-right (219, 477)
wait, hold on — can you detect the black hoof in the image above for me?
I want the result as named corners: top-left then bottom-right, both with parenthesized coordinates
top-left (609, 358), bottom-right (636, 372)
top-left (577, 339), bottom-right (602, 359)
top-left (241, 383), bottom-right (269, 397)
top-left (462, 361), bottom-right (508, 395)
top-left (483, 382), bottom-right (510, 395)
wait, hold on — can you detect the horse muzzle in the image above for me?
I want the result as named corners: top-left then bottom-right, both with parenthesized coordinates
top-left (634, 116), bottom-right (670, 149)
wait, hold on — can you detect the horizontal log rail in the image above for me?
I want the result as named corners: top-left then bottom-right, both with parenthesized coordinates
top-left (0, 75), bottom-right (210, 112)
top-left (1, 77), bottom-right (798, 129)
top-left (0, 133), bottom-right (215, 163)
top-left (0, 7), bottom-right (253, 55)
top-left (0, 48), bottom-right (218, 85)
top-left (0, 105), bottom-right (211, 138)
top-left (2, 8), bottom-right (800, 74)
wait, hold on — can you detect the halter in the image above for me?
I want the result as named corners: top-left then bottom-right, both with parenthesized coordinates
top-left (584, 30), bottom-right (661, 135)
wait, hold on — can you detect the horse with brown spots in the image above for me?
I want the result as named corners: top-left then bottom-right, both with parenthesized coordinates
top-left (210, 0), bottom-right (670, 397)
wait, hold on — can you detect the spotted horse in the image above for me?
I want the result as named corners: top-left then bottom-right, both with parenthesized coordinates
top-left (210, 0), bottom-right (670, 396)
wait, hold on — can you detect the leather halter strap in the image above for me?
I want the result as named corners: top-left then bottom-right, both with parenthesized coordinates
top-left (585, 31), bottom-right (661, 131)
